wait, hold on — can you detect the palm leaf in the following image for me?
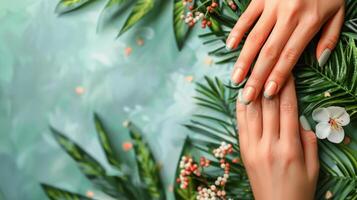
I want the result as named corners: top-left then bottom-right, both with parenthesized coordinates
top-left (50, 127), bottom-right (133, 199)
top-left (41, 184), bottom-right (93, 200)
top-left (127, 123), bottom-right (165, 200)
top-left (118, 0), bottom-right (154, 36)
top-left (173, 0), bottom-right (191, 50)
top-left (94, 113), bottom-right (122, 170)
top-left (55, 0), bottom-right (98, 14)
top-left (295, 37), bottom-right (357, 118)
top-left (316, 142), bottom-right (357, 199)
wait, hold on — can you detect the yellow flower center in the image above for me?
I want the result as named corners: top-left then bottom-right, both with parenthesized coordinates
top-left (328, 118), bottom-right (341, 131)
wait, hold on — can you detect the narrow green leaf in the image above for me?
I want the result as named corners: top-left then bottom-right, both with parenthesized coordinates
top-left (173, 0), bottom-right (191, 50)
top-left (94, 113), bottom-right (122, 170)
top-left (41, 184), bottom-right (92, 200)
top-left (50, 127), bottom-right (128, 199)
top-left (55, 0), bottom-right (98, 14)
top-left (127, 123), bottom-right (164, 200)
top-left (118, 0), bottom-right (154, 36)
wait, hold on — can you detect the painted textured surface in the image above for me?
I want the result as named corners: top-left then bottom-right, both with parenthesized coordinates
top-left (0, 0), bottom-right (230, 199)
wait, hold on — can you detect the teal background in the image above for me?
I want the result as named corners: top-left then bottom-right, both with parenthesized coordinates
top-left (0, 0), bottom-right (230, 199)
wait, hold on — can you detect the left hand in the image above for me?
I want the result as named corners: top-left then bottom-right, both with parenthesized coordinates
top-left (227, 0), bottom-right (345, 104)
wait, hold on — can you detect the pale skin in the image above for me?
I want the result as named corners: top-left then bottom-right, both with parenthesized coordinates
top-left (227, 0), bottom-right (345, 104)
top-left (237, 76), bottom-right (319, 200)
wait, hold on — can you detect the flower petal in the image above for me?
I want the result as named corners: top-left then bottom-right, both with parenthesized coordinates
top-left (326, 106), bottom-right (345, 119)
top-left (312, 108), bottom-right (329, 122)
top-left (327, 128), bottom-right (345, 143)
top-left (315, 122), bottom-right (331, 139)
top-left (336, 110), bottom-right (350, 126)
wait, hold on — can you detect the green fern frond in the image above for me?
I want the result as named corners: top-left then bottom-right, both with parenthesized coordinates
top-left (295, 37), bottom-right (357, 118)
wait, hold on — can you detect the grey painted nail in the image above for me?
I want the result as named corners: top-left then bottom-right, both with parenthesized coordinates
top-left (299, 115), bottom-right (311, 131)
top-left (318, 49), bottom-right (331, 67)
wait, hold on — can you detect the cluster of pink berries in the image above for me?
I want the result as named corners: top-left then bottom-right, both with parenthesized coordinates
top-left (227, 0), bottom-right (237, 10)
top-left (180, 0), bottom-right (219, 28)
top-left (197, 185), bottom-right (228, 200)
top-left (200, 156), bottom-right (211, 167)
top-left (177, 156), bottom-right (201, 189)
top-left (213, 142), bottom-right (233, 158)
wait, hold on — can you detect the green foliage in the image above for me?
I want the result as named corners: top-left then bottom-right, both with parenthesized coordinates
top-left (178, 76), bottom-right (357, 199)
top-left (128, 123), bottom-right (165, 200)
top-left (41, 184), bottom-right (93, 200)
top-left (42, 114), bottom-right (164, 200)
top-left (55, 0), bottom-right (98, 14)
top-left (173, 0), bottom-right (191, 50)
top-left (117, 0), bottom-right (154, 37)
top-left (295, 38), bottom-right (357, 118)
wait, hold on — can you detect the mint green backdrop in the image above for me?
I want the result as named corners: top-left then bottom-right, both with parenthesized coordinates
top-left (0, 0), bottom-right (231, 199)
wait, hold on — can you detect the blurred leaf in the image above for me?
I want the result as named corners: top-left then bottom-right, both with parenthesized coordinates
top-left (41, 184), bottom-right (93, 200)
top-left (50, 127), bottom-right (133, 199)
top-left (127, 123), bottom-right (165, 200)
top-left (94, 113), bottom-right (122, 170)
top-left (55, 0), bottom-right (98, 14)
top-left (118, 0), bottom-right (154, 36)
top-left (173, 0), bottom-right (191, 50)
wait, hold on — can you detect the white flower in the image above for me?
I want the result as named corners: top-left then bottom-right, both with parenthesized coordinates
top-left (312, 106), bottom-right (350, 143)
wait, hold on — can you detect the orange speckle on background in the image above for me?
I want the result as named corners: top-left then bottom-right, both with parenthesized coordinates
top-left (75, 86), bottom-right (85, 95)
top-left (124, 47), bottom-right (132, 56)
top-left (86, 191), bottom-right (94, 198)
top-left (122, 142), bottom-right (133, 151)
top-left (204, 56), bottom-right (213, 66)
top-left (185, 75), bottom-right (194, 83)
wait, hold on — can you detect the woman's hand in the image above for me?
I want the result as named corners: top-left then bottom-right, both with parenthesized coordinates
top-left (227, 0), bottom-right (345, 104)
top-left (236, 75), bottom-right (319, 200)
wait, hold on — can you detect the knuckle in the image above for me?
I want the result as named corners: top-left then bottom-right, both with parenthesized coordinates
top-left (283, 48), bottom-right (299, 64)
top-left (304, 132), bottom-right (318, 145)
top-left (247, 106), bottom-right (259, 119)
top-left (247, 31), bottom-right (264, 46)
top-left (260, 144), bottom-right (274, 164)
top-left (286, 2), bottom-right (302, 18)
top-left (280, 101), bottom-right (297, 113)
top-left (280, 147), bottom-right (298, 165)
top-left (271, 68), bottom-right (287, 84)
top-left (239, 12), bottom-right (253, 26)
top-left (305, 14), bottom-right (322, 28)
top-left (261, 44), bottom-right (279, 61)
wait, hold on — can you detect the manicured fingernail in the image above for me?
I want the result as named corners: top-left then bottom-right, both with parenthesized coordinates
top-left (318, 48), bottom-right (331, 67)
top-left (299, 115), bottom-right (311, 131)
top-left (264, 81), bottom-right (278, 99)
top-left (237, 89), bottom-right (244, 103)
top-left (226, 37), bottom-right (236, 50)
top-left (231, 67), bottom-right (244, 84)
top-left (241, 86), bottom-right (255, 105)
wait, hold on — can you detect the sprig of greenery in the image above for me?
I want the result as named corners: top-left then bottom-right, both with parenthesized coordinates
top-left (42, 114), bottom-right (164, 200)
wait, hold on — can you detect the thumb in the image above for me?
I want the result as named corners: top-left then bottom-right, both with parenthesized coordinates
top-left (316, 8), bottom-right (344, 67)
top-left (299, 115), bottom-right (319, 181)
